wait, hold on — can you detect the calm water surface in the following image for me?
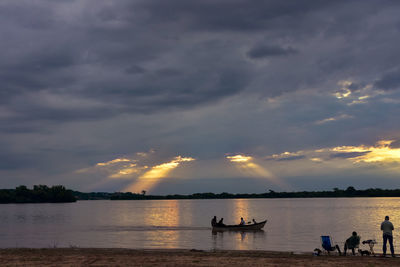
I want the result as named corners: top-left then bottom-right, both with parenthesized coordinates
top-left (1, 198), bottom-right (399, 252)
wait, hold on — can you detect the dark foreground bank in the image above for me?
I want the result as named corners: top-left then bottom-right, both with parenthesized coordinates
top-left (1, 248), bottom-right (400, 266)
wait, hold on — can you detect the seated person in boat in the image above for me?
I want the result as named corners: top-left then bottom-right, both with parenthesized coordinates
top-left (252, 219), bottom-right (257, 224)
top-left (240, 217), bottom-right (246, 225)
top-left (211, 216), bottom-right (217, 226)
top-left (343, 231), bottom-right (360, 255)
top-left (217, 218), bottom-right (225, 226)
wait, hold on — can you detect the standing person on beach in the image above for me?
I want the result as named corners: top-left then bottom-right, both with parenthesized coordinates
top-left (381, 215), bottom-right (395, 257)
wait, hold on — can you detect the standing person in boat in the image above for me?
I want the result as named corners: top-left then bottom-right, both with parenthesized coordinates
top-left (240, 217), bottom-right (245, 225)
top-left (217, 218), bottom-right (225, 226)
top-left (381, 215), bottom-right (395, 257)
top-left (211, 216), bottom-right (217, 227)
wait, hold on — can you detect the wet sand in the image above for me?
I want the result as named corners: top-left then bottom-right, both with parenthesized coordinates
top-left (0, 248), bottom-right (399, 266)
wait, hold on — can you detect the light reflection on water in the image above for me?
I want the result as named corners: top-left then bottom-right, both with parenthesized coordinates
top-left (1, 198), bottom-right (400, 252)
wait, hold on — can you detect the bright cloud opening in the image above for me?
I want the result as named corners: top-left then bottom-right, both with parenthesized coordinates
top-left (266, 139), bottom-right (400, 166)
top-left (124, 156), bottom-right (195, 193)
top-left (75, 152), bottom-right (195, 193)
top-left (331, 140), bottom-right (400, 163)
top-left (96, 158), bottom-right (132, 166)
top-left (226, 155), bottom-right (252, 162)
top-left (226, 154), bottom-right (291, 190)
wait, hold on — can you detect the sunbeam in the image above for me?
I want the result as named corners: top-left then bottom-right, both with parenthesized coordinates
top-left (124, 156), bottom-right (195, 193)
top-left (226, 154), bottom-right (291, 190)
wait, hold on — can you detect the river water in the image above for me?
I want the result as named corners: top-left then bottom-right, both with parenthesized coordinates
top-left (0, 198), bottom-right (399, 252)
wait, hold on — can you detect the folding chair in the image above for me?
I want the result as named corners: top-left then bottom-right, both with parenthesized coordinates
top-left (321, 236), bottom-right (341, 255)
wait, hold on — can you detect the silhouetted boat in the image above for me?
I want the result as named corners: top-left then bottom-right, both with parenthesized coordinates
top-left (212, 220), bottom-right (267, 231)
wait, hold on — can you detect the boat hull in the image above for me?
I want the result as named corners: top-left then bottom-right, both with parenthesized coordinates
top-left (212, 220), bottom-right (267, 231)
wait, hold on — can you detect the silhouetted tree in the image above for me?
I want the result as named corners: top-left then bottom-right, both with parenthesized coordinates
top-left (0, 185), bottom-right (76, 203)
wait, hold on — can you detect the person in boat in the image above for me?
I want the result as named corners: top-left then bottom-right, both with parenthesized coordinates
top-left (211, 216), bottom-right (217, 227)
top-left (217, 218), bottom-right (225, 226)
top-left (252, 219), bottom-right (257, 224)
top-left (240, 217), bottom-right (245, 225)
top-left (343, 231), bottom-right (360, 256)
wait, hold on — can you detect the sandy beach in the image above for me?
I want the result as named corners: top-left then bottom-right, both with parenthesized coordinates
top-left (1, 248), bottom-right (399, 266)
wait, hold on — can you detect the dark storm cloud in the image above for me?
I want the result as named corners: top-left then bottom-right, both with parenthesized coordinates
top-left (0, 0), bottom-right (262, 126)
top-left (139, 0), bottom-right (338, 32)
top-left (265, 155), bottom-right (306, 161)
top-left (246, 45), bottom-right (298, 59)
top-left (389, 140), bottom-right (400, 148)
top-left (1, 0), bottom-right (400, 127)
top-left (0, 120), bottom-right (46, 134)
top-left (125, 65), bottom-right (146, 75)
top-left (341, 81), bottom-right (365, 92)
top-left (0, 154), bottom-right (29, 170)
top-left (374, 69), bottom-right (400, 91)
top-left (2, 0), bottom-right (400, 192)
top-left (330, 152), bottom-right (371, 159)
top-left (0, 48), bottom-right (78, 103)
top-left (276, 155), bottom-right (306, 161)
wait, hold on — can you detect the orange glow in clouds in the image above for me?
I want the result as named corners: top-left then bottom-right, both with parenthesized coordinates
top-left (96, 158), bottom-right (131, 166)
top-left (226, 155), bottom-right (252, 162)
top-left (332, 140), bottom-right (400, 163)
top-left (79, 153), bottom-right (195, 193)
top-left (265, 139), bottom-right (400, 168)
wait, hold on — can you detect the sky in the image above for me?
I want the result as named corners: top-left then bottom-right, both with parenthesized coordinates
top-left (2, 0), bottom-right (400, 194)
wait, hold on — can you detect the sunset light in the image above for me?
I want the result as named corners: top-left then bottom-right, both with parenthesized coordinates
top-left (335, 80), bottom-right (352, 99)
top-left (265, 140), bottom-right (400, 167)
top-left (226, 154), bottom-right (290, 189)
top-left (226, 155), bottom-right (252, 162)
top-left (96, 158), bottom-right (132, 166)
top-left (331, 140), bottom-right (400, 163)
top-left (124, 156), bottom-right (195, 193)
top-left (139, 156), bottom-right (195, 179)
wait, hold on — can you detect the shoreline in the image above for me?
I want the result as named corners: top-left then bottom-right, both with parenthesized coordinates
top-left (1, 248), bottom-right (400, 266)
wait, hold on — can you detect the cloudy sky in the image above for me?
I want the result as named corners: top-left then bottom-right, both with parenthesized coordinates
top-left (2, 0), bottom-right (400, 194)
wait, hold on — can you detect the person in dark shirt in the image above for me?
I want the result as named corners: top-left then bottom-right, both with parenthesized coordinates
top-left (211, 216), bottom-right (217, 226)
top-left (343, 231), bottom-right (360, 255)
top-left (217, 218), bottom-right (225, 226)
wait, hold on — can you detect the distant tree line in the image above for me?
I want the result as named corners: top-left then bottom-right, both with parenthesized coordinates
top-left (0, 185), bottom-right (76, 203)
top-left (72, 191), bottom-right (113, 200)
top-left (107, 186), bottom-right (400, 200)
top-left (3, 186), bottom-right (400, 203)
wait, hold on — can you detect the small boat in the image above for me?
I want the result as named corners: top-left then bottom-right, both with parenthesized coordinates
top-left (212, 220), bottom-right (267, 231)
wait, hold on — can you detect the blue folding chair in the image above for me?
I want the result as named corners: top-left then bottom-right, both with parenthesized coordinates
top-left (321, 236), bottom-right (341, 255)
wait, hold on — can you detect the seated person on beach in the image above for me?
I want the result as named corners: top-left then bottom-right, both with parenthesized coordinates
top-left (344, 231), bottom-right (360, 255)
top-left (217, 218), bottom-right (225, 226)
top-left (211, 216), bottom-right (217, 227)
top-left (240, 217), bottom-right (245, 225)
